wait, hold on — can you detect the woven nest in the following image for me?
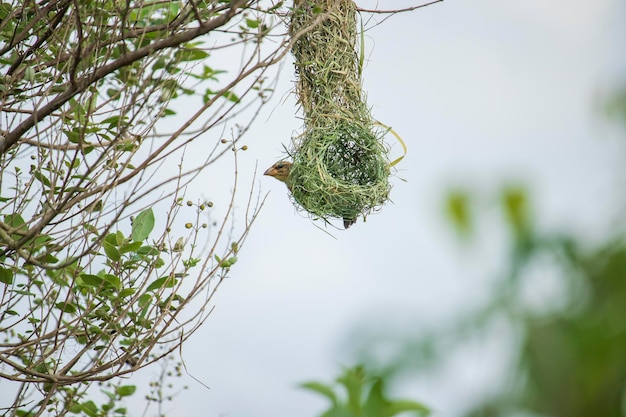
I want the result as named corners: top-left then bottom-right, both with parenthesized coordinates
top-left (287, 0), bottom-right (391, 224)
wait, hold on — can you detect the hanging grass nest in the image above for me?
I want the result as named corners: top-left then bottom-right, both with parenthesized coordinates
top-left (287, 0), bottom-right (391, 224)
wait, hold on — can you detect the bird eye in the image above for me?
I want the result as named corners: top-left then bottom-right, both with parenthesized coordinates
top-left (275, 163), bottom-right (284, 169)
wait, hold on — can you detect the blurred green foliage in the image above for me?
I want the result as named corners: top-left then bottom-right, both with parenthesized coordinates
top-left (444, 189), bottom-right (473, 238)
top-left (467, 218), bottom-right (626, 417)
top-left (351, 184), bottom-right (626, 417)
top-left (605, 84), bottom-right (626, 126)
top-left (301, 365), bottom-right (429, 417)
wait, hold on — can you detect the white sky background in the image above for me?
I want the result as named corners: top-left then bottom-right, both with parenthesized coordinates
top-left (134, 1), bottom-right (625, 416)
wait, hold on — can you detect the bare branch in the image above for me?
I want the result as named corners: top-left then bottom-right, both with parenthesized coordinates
top-left (356, 0), bottom-right (444, 14)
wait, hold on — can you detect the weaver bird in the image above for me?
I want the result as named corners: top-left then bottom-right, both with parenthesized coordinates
top-left (264, 160), bottom-right (356, 229)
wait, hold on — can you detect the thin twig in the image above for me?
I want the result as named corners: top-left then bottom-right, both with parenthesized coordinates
top-left (357, 0), bottom-right (443, 14)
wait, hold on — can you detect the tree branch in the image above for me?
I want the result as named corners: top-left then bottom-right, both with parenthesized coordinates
top-left (0, 0), bottom-right (248, 155)
top-left (356, 0), bottom-right (443, 14)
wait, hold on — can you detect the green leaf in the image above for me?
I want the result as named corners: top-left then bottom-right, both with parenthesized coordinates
top-left (12, 290), bottom-right (35, 296)
top-left (445, 190), bottom-right (472, 236)
top-left (81, 274), bottom-right (103, 287)
top-left (63, 129), bottom-right (80, 143)
top-left (222, 90), bottom-right (240, 103)
top-left (79, 273), bottom-right (121, 291)
top-left (216, 255), bottom-right (237, 269)
top-left (103, 241), bottom-right (121, 261)
top-left (137, 245), bottom-right (159, 256)
top-left (106, 88), bottom-right (119, 99)
top-left (386, 400), bottom-right (430, 416)
top-left (502, 186), bottom-right (531, 237)
top-left (340, 366), bottom-right (366, 407)
top-left (5, 213), bottom-right (26, 228)
top-left (119, 288), bottom-right (136, 298)
top-left (132, 208), bottom-right (155, 242)
top-left (203, 88), bottom-right (215, 104)
top-left (183, 257), bottom-right (200, 268)
top-left (120, 241), bottom-right (143, 254)
top-left (152, 56), bottom-right (167, 70)
top-left (300, 382), bottom-right (338, 405)
top-left (245, 18), bottom-right (259, 28)
top-left (115, 230), bottom-right (126, 245)
top-left (102, 115), bottom-right (125, 127)
top-left (36, 252), bottom-right (58, 264)
top-left (81, 400), bottom-right (99, 417)
top-left (0, 266), bottom-right (13, 284)
top-left (146, 276), bottom-right (177, 292)
top-left (102, 274), bottom-right (122, 290)
top-left (0, 3), bottom-right (12, 20)
top-left (176, 47), bottom-right (209, 62)
top-left (104, 233), bottom-right (119, 246)
top-left (116, 385), bottom-right (137, 397)
top-left (30, 234), bottom-right (52, 248)
top-left (24, 66), bottom-right (35, 83)
top-left (138, 293), bottom-right (152, 308)
top-left (55, 302), bottom-right (77, 314)
top-left (364, 378), bottom-right (387, 417)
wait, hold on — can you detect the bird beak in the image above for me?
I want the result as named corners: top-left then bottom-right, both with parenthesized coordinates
top-left (263, 167), bottom-right (276, 177)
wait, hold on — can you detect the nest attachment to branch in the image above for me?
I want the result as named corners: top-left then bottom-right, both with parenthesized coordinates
top-left (288, 0), bottom-right (391, 225)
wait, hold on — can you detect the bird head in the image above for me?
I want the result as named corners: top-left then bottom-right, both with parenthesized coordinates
top-left (263, 161), bottom-right (292, 183)
top-left (264, 159), bottom-right (357, 228)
